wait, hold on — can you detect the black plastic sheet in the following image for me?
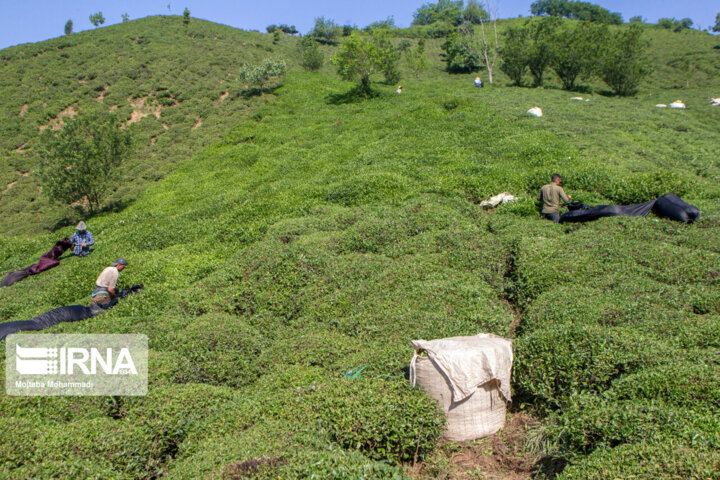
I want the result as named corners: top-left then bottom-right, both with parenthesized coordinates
top-left (560, 194), bottom-right (699, 224)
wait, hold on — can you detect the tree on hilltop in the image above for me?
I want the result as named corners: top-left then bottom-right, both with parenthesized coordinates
top-left (122, 13), bottom-right (130, 23)
top-left (310, 17), bottom-right (342, 44)
top-left (64, 20), bottom-right (73, 35)
top-left (89, 12), bottom-right (105, 27)
top-left (183, 8), bottom-right (190, 27)
top-left (332, 30), bottom-right (399, 95)
top-left (713, 13), bottom-right (720, 32)
top-left (38, 113), bottom-right (131, 212)
top-left (412, 0), bottom-right (464, 26)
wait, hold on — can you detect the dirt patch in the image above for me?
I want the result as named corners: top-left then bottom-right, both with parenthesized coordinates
top-left (162, 123), bottom-right (169, 130)
top-left (223, 458), bottom-right (282, 479)
top-left (192, 117), bottom-right (203, 129)
top-left (123, 94), bottom-right (167, 127)
top-left (109, 105), bottom-right (119, 112)
top-left (2, 180), bottom-right (18, 194)
top-left (409, 413), bottom-right (539, 480)
top-left (38, 105), bottom-right (78, 132)
top-left (213, 91), bottom-right (229, 106)
top-left (97, 85), bottom-right (108, 103)
top-left (19, 103), bottom-right (28, 116)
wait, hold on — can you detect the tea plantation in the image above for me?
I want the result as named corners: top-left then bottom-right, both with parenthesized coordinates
top-left (1, 15), bottom-right (719, 479)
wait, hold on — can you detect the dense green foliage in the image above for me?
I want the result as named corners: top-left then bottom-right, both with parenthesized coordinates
top-left (658, 17), bottom-right (694, 32)
top-left (38, 112), bottom-right (131, 211)
top-left (1, 14), bottom-right (720, 479)
top-left (237, 58), bottom-right (287, 93)
top-left (500, 20), bottom-right (651, 94)
top-left (298, 36), bottom-right (323, 71)
top-left (530, 0), bottom-right (622, 24)
top-left (89, 12), bottom-right (106, 28)
top-left (309, 16), bottom-right (341, 45)
top-left (64, 20), bottom-right (73, 36)
top-left (332, 31), bottom-right (399, 93)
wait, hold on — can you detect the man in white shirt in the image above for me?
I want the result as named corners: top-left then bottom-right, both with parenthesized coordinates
top-left (92, 258), bottom-right (127, 306)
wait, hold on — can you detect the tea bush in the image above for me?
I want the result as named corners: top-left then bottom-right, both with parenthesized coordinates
top-left (312, 377), bottom-right (444, 464)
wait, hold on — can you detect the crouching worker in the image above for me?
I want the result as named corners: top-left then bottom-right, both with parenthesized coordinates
top-left (71, 221), bottom-right (94, 257)
top-left (538, 173), bottom-right (571, 223)
top-left (92, 258), bottom-right (127, 307)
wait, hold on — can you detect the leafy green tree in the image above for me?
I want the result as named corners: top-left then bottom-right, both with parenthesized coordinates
top-left (310, 17), bottom-right (342, 44)
top-left (332, 31), bottom-right (399, 95)
top-left (531, 0), bottom-right (622, 24)
top-left (299, 36), bottom-right (324, 71)
top-left (121, 13), bottom-right (130, 23)
top-left (675, 18), bottom-right (693, 31)
top-left (441, 29), bottom-right (483, 73)
top-left (183, 8), bottom-right (190, 27)
top-left (238, 58), bottom-right (287, 93)
top-left (598, 25), bottom-right (651, 96)
top-left (89, 12), bottom-right (105, 27)
top-left (525, 16), bottom-right (560, 86)
top-left (412, 0), bottom-right (464, 26)
top-left (272, 30), bottom-right (281, 44)
top-left (629, 15), bottom-right (644, 23)
top-left (64, 20), bottom-right (73, 35)
top-left (342, 24), bottom-right (356, 36)
top-left (499, 24), bottom-right (529, 85)
top-left (713, 13), bottom-right (720, 33)
top-left (550, 21), bottom-right (606, 90)
top-left (658, 18), bottom-right (675, 29)
top-left (406, 38), bottom-right (429, 78)
top-left (364, 17), bottom-right (397, 31)
top-left (38, 113), bottom-right (131, 212)
top-left (463, 0), bottom-right (489, 24)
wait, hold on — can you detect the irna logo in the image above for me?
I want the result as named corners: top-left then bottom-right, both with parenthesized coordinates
top-left (6, 334), bottom-right (148, 396)
top-left (15, 344), bottom-right (138, 375)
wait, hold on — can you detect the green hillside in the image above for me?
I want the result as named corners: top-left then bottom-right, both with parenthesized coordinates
top-left (0, 16), bottom-right (304, 235)
top-left (1, 15), bottom-right (719, 479)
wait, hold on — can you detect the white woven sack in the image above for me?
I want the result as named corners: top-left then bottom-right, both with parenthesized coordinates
top-left (413, 355), bottom-right (506, 441)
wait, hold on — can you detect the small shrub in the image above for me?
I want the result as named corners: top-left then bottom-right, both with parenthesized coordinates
top-left (312, 378), bottom-right (444, 464)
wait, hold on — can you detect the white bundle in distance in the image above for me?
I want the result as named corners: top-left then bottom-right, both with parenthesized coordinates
top-left (710, 98), bottom-right (720, 106)
top-left (670, 100), bottom-right (686, 109)
top-left (656, 104), bottom-right (667, 108)
top-left (527, 107), bottom-right (543, 117)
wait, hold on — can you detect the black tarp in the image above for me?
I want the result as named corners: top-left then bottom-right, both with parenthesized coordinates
top-left (0, 285), bottom-right (143, 341)
top-left (560, 194), bottom-right (699, 224)
top-left (1, 238), bottom-right (73, 287)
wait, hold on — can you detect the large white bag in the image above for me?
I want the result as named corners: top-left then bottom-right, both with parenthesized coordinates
top-left (410, 334), bottom-right (513, 442)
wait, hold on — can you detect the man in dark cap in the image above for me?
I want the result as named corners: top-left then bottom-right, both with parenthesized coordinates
top-left (92, 258), bottom-right (127, 306)
top-left (71, 221), bottom-right (95, 257)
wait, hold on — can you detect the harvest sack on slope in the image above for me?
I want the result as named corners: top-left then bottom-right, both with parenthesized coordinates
top-left (0, 285), bottom-right (143, 341)
top-left (410, 334), bottom-right (513, 441)
top-left (560, 194), bottom-right (699, 224)
top-left (1, 238), bottom-right (73, 287)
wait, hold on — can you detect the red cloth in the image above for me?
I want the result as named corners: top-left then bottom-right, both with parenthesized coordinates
top-left (1, 238), bottom-right (72, 287)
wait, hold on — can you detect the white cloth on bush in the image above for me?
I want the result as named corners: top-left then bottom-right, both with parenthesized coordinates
top-left (480, 192), bottom-right (518, 208)
top-left (527, 107), bottom-right (543, 117)
top-left (669, 100), bottom-right (686, 109)
top-left (710, 98), bottom-right (720, 106)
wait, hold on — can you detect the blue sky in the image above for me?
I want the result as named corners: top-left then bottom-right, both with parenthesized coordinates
top-left (1, 0), bottom-right (718, 50)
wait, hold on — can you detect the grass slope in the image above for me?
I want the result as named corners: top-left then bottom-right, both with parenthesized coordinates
top-left (1, 18), bottom-right (719, 479)
top-left (0, 15), bottom-right (296, 235)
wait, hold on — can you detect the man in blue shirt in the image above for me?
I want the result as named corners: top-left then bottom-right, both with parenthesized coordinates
top-left (71, 221), bottom-right (94, 257)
